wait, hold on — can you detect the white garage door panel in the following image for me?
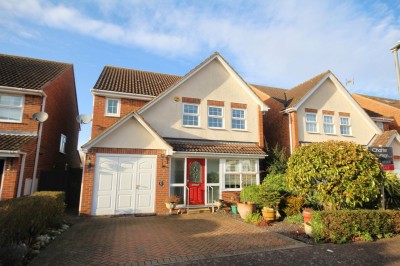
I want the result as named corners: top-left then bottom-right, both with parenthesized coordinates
top-left (92, 155), bottom-right (156, 216)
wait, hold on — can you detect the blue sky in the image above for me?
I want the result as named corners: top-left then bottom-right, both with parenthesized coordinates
top-left (1, 0), bottom-right (400, 147)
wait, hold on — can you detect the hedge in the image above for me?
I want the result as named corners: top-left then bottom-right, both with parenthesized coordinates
top-left (0, 191), bottom-right (66, 246)
top-left (312, 210), bottom-right (400, 243)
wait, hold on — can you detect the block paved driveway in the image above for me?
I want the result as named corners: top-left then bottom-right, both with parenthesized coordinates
top-left (30, 213), bottom-right (306, 265)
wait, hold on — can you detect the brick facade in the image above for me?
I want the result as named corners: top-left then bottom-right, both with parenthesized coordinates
top-left (80, 147), bottom-right (170, 216)
top-left (91, 96), bottom-right (148, 138)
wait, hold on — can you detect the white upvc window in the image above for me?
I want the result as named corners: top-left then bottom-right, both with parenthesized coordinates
top-left (231, 108), bottom-right (246, 130)
top-left (340, 117), bottom-right (351, 135)
top-left (208, 106), bottom-right (223, 128)
top-left (305, 113), bottom-right (318, 133)
top-left (377, 122), bottom-right (384, 131)
top-left (0, 94), bottom-right (24, 123)
top-left (224, 159), bottom-right (258, 190)
top-left (323, 115), bottom-right (335, 134)
top-left (105, 98), bottom-right (121, 117)
top-left (183, 103), bottom-right (200, 127)
top-left (59, 134), bottom-right (67, 154)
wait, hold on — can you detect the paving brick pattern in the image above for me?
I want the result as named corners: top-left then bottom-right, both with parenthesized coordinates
top-left (30, 214), bottom-right (305, 265)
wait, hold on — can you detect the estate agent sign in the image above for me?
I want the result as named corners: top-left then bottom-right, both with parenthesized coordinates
top-left (368, 146), bottom-right (394, 171)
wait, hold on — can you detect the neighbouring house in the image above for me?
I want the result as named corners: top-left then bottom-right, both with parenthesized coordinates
top-left (80, 52), bottom-right (269, 216)
top-left (251, 71), bottom-right (383, 154)
top-left (0, 54), bottom-right (80, 201)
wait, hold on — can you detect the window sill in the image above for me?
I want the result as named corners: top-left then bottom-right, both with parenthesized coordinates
top-left (105, 114), bottom-right (120, 117)
top-left (324, 133), bottom-right (337, 136)
top-left (222, 188), bottom-right (242, 192)
top-left (182, 125), bottom-right (201, 128)
top-left (208, 127), bottom-right (226, 130)
top-left (231, 129), bottom-right (248, 132)
top-left (306, 132), bottom-right (320, 134)
top-left (0, 120), bottom-right (22, 123)
top-left (340, 134), bottom-right (353, 137)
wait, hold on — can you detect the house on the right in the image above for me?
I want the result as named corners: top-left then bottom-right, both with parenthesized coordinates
top-left (251, 70), bottom-right (400, 174)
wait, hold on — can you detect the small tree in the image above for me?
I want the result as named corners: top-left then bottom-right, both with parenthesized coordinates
top-left (264, 144), bottom-right (288, 175)
top-left (286, 141), bottom-right (383, 210)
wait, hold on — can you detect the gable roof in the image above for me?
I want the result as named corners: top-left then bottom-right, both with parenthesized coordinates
top-left (0, 54), bottom-right (71, 90)
top-left (372, 130), bottom-right (400, 147)
top-left (93, 66), bottom-right (181, 96)
top-left (81, 111), bottom-right (173, 154)
top-left (363, 108), bottom-right (394, 122)
top-left (139, 52), bottom-right (269, 113)
top-left (354, 94), bottom-right (400, 110)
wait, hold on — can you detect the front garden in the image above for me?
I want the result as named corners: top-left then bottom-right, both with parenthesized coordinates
top-left (229, 141), bottom-right (400, 243)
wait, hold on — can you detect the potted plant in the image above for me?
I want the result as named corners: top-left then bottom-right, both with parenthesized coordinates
top-left (302, 207), bottom-right (313, 223)
top-left (237, 185), bottom-right (258, 219)
top-left (165, 195), bottom-right (181, 215)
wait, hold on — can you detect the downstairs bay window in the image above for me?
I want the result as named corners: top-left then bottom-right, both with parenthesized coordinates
top-left (224, 159), bottom-right (258, 190)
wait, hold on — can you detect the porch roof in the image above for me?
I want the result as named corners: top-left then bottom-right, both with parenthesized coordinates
top-left (0, 133), bottom-right (37, 151)
top-left (165, 138), bottom-right (266, 156)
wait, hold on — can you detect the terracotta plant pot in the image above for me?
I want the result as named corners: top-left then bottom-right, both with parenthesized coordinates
top-left (302, 208), bottom-right (313, 223)
top-left (261, 207), bottom-right (275, 221)
top-left (237, 202), bottom-right (255, 219)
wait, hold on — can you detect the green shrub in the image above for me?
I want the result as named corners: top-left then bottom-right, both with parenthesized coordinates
top-left (240, 185), bottom-right (262, 205)
top-left (311, 210), bottom-right (400, 243)
top-left (265, 144), bottom-right (288, 175)
top-left (244, 212), bottom-right (263, 223)
top-left (286, 141), bottom-right (383, 210)
top-left (285, 213), bottom-right (303, 223)
top-left (281, 196), bottom-right (306, 216)
top-left (383, 173), bottom-right (400, 209)
top-left (0, 191), bottom-right (65, 246)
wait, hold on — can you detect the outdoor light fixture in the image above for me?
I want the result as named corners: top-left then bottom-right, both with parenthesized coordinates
top-left (390, 41), bottom-right (400, 95)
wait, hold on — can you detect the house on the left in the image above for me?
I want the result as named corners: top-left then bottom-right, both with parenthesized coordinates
top-left (0, 54), bottom-right (80, 200)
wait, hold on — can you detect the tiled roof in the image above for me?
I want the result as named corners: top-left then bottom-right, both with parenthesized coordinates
top-left (93, 66), bottom-right (182, 96)
top-left (354, 94), bottom-right (400, 110)
top-left (372, 130), bottom-right (398, 146)
top-left (165, 138), bottom-right (266, 155)
top-left (0, 54), bottom-right (71, 90)
top-left (0, 134), bottom-right (37, 151)
top-left (250, 71), bottom-right (330, 109)
top-left (363, 108), bottom-right (393, 121)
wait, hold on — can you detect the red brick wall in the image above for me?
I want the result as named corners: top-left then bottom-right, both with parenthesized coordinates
top-left (353, 95), bottom-right (400, 132)
top-left (0, 95), bottom-right (42, 132)
top-left (91, 96), bottom-right (148, 138)
top-left (290, 112), bottom-right (300, 151)
top-left (258, 106), bottom-right (265, 148)
top-left (79, 148), bottom-right (169, 216)
top-left (40, 67), bottom-right (81, 173)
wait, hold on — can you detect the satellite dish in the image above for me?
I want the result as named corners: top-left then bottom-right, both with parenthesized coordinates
top-left (32, 112), bottom-right (48, 123)
top-left (76, 114), bottom-right (92, 124)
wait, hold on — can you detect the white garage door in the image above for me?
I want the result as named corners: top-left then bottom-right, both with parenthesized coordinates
top-left (92, 154), bottom-right (156, 215)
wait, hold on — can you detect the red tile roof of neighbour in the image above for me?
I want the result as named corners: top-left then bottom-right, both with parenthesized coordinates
top-left (93, 66), bottom-right (182, 96)
top-left (250, 71), bottom-right (330, 110)
top-left (372, 130), bottom-right (398, 146)
top-left (0, 134), bottom-right (37, 151)
top-left (354, 94), bottom-right (400, 110)
top-left (0, 54), bottom-right (71, 90)
top-left (165, 138), bottom-right (266, 155)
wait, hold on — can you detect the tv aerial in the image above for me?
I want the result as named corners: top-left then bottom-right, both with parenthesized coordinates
top-left (76, 114), bottom-right (92, 124)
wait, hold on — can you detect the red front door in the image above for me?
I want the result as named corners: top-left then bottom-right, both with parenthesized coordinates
top-left (187, 158), bottom-right (205, 205)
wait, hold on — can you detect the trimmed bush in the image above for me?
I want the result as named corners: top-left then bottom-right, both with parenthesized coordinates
top-left (0, 191), bottom-right (65, 246)
top-left (312, 210), bottom-right (400, 243)
top-left (281, 196), bottom-right (306, 216)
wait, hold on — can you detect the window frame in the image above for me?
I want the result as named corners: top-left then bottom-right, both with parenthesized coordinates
top-left (223, 159), bottom-right (259, 191)
top-left (0, 94), bottom-right (24, 123)
top-left (340, 116), bottom-right (352, 136)
top-left (323, 115), bottom-right (335, 134)
top-left (208, 106), bottom-right (224, 129)
top-left (59, 134), bottom-right (67, 154)
top-left (305, 112), bottom-right (318, 133)
top-left (182, 103), bottom-right (200, 127)
top-left (105, 98), bottom-right (121, 117)
top-left (231, 108), bottom-right (246, 130)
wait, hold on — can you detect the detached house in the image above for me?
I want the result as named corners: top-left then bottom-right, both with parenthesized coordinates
top-left (0, 54), bottom-right (80, 200)
top-left (251, 71), bottom-right (382, 154)
top-left (80, 53), bottom-right (268, 216)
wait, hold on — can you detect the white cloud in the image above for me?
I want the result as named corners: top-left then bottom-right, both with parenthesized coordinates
top-left (1, 0), bottom-right (400, 97)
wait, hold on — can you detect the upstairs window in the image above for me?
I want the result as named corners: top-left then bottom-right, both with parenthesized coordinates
top-left (183, 103), bottom-right (199, 127)
top-left (105, 98), bottom-right (120, 117)
top-left (231, 109), bottom-right (246, 130)
top-left (59, 134), bottom-right (67, 154)
top-left (323, 115), bottom-right (335, 134)
top-left (340, 117), bottom-right (351, 135)
top-left (0, 94), bottom-right (23, 122)
top-left (208, 106), bottom-right (223, 128)
top-left (305, 113), bottom-right (317, 133)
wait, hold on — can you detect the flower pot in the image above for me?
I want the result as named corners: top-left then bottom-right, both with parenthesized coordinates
top-left (302, 208), bottom-right (313, 223)
top-left (231, 205), bottom-right (238, 214)
top-left (165, 202), bottom-right (176, 214)
top-left (304, 222), bottom-right (313, 237)
top-left (237, 202), bottom-right (255, 219)
top-left (261, 207), bottom-right (275, 221)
